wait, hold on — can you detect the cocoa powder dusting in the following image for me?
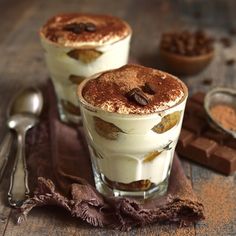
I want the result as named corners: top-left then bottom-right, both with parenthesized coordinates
top-left (82, 64), bottom-right (186, 114)
top-left (210, 104), bottom-right (236, 131)
top-left (195, 176), bottom-right (235, 235)
top-left (41, 13), bottom-right (131, 46)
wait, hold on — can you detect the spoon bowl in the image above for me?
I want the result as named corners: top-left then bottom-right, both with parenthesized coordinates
top-left (9, 88), bottom-right (43, 116)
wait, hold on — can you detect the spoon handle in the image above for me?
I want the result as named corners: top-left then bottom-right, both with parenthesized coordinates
top-left (0, 133), bottom-right (13, 182)
top-left (8, 131), bottom-right (30, 207)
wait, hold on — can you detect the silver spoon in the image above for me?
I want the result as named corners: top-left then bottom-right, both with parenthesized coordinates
top-left (0, 88), bottom-right (43, 182)
top-left (8, 114), bottom-right (39, 207)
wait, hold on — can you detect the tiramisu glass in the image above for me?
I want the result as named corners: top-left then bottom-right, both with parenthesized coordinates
top-left (40, 13), bottom-right (132, 124)
top-left (78, 64), bottom-right (188, 199)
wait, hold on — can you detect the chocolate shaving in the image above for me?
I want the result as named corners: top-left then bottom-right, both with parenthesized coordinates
top-left (126, 88), bottom-right (149, 106)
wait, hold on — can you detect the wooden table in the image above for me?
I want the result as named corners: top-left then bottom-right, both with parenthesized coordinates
top-left (0, 0), bottom-right (235, 235)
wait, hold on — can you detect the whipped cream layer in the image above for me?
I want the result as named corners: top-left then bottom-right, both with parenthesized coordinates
top-left (41, 35), bottom-right (131, 108)
top-left (85, 103), bottom-right (185, 184)
top-left (40, 13), bottom-right (132, 48)
top-left (82, 64), bottom-right (186, 114)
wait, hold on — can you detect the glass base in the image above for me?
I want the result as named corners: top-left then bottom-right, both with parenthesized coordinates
top-left (93, 171), bottom-right (169, 200)
top-left (58, 101), bottom-right (82, 125)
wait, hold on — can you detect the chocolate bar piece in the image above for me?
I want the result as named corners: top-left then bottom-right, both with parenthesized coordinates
top-left (177, 92), bottom-right (236, 175)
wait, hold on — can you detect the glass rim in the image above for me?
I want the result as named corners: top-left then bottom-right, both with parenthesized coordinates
top-left (39, 30), bottom-right (132, 49)
top-left (77, 70), bottom-right (188, 119)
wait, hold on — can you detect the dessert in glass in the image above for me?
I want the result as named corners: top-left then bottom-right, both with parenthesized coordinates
top-left (40, 13), bottom-right (132, 124)
top-left (78, 64), bottom-right (188, 199)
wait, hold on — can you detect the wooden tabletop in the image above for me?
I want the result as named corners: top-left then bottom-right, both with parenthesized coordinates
top-left (0, 0), bottom-right (235, 235)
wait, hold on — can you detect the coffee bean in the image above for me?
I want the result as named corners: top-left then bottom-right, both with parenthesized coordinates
top-left (161, 29), bottom-right (214, 57)
top-left (229, 27), bottom-right (236, 36)
top-left (126, 88), bottom-right (149, 106)
top-left (85, 22), bottom-right (96, 32)
top-left (126, 88), bottom-right (140, 97)
top-left (142, 82), bottom-right (156, 95)
top-left (220, 37), bottom-right (232, 48)
top-left (63, 22), bottom-right (85, 34)
top-left (202, 78), bottom-right (213, 86)
top-left (226, 59), bottom-right (235, 66)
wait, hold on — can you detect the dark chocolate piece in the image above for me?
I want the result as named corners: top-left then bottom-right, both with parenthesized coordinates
top-left (183, 116), bottom-right (207, 135)
top-left (185, 137), bottom-right (217, 164)
top-left (177, 92), bottom-right (236, 175)
top-left (227, 138), bottom-right (236, 150)
top-left (203, 128), bottom-right (229, 144)
top-left (177, 129), bottom-right (195, 153)
top-left (210, 146), bottom-right (236, 175)
top-left (178, 129), bottom-right (194, 146)
top-left (186, 100), bottom-right (206, 118)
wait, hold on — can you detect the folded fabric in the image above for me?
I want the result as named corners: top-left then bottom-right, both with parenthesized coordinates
top-left (17, 81), bottom-right (204, 231)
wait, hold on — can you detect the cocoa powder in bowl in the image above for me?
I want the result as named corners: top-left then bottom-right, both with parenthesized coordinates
top-left (210, 104), bottom-right (236, 132)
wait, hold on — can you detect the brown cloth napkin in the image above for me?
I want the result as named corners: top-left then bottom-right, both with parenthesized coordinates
top-left (17, 82), bottom-right (204, 231)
